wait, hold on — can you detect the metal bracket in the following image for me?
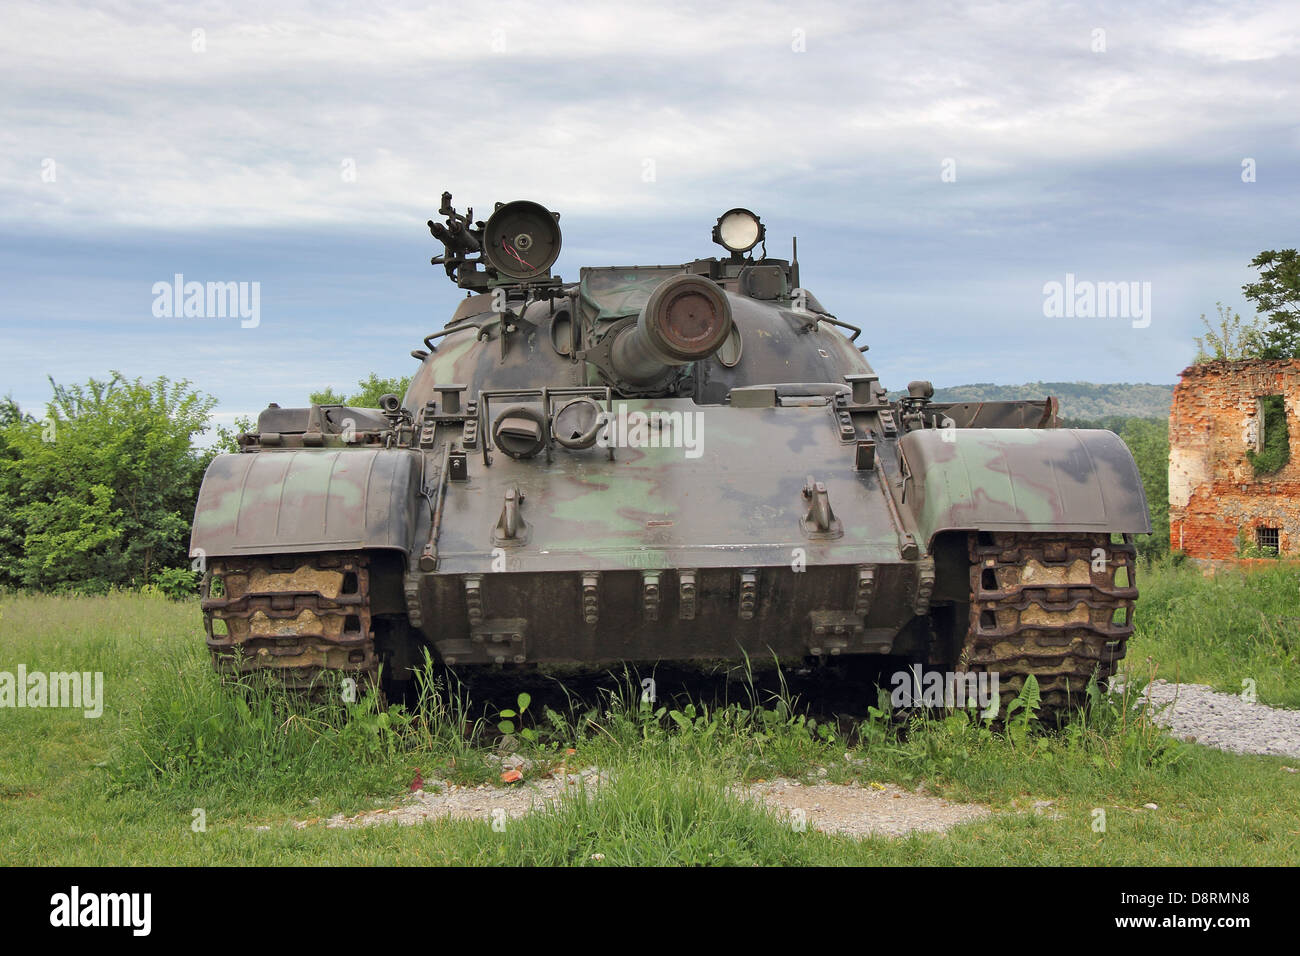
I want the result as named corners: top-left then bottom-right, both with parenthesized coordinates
top-left (641, 571), bottom-right (661, 621)
top-left (913, 557), bottom-right (936, 616)
top-left (854, 439), bottom-right (876, 471)
top-left (800, 475), bottom-right (843, 538)
top-left (739, 569), bottom-right (759, 620)
top-left (470, 618), bottom-right (527, 665)
top-left (492, 486), bottom-right (529, 545)
top-left (855, 565), bottom-right (876, 619)
top-left (678, 569), bottom-right (698, 620)
top-left (464, 574), bottom-right (484, 626)
top-left (581, 571), bottom-right (600, 625)
top-left (808, 610), bottom-right (865, 656)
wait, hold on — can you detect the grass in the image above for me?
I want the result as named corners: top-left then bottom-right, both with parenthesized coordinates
top-left (1125, 556), bottom-right (1300, 707)
top-left (0, 562), bottom-right (1297, 867)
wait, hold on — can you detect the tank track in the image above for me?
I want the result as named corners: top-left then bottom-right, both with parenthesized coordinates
top-left (201, 551), bottom-right (379, 694)
top-left (963, 531), bottom-right (1137, 723)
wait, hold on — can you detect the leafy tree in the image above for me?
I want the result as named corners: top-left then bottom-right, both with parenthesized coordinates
top-left (0, 395), bottom-right (31, 427)
top-left (309, 373), bottom-right (412, 409)
top-left (0, 373), bottom-right (217, 591)
top-left (1193, 302), bottom-right (1267, 363)
top-left (1118, 418), bottom-right (1170, 557)
top-left (1243, 249), bottom-right (1300, 359)
top-left (307, 387), bottom-right (348, 405)
top-left (0, 396), bottom-right (31, 580)
top-left (193, 415), bottom-right (254, 479)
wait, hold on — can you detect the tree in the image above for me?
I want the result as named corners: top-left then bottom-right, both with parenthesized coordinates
top-left (0, 373), bottom-right (217, 591)
top-left (1118, 418), bottom-right (1170, 557)
top-left (1193, 302), bottom-right (1267, 363)
top-left (0, 395), bottom-right (31, 427)
top-left (309, 373), bottom-right (412, 408)
top-left (307, 387), bottom-right (348, 405)
top-left (0, 396), bottom-right (31, 580)
top-left (1242, 249), bottom-right (1300, 358)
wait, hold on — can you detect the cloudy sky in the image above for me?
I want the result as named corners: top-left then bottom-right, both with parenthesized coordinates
top-left (3, 0), bottom-right (1298, 433)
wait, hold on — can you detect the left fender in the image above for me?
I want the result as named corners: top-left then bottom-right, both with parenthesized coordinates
top-left (189, 448), bottom-right (424, 558)
top-left (899, 428), bottom-right (1152, 547)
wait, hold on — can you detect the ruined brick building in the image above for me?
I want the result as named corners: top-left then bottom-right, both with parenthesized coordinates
top-left (1169, 359), bottom-right (1300, 559)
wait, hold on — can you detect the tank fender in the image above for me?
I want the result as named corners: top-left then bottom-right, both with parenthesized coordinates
top-left (899, 428), bottom-right (1152, 546)
top-left (190, 448), bottom-right (424, 558)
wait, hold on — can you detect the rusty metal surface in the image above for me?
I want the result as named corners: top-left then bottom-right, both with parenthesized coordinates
top-left (202, 551), bottom-right (377, 690)
top-left (963, 531), bottom-right (1137, 720)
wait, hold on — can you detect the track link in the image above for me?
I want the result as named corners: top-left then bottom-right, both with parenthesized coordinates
top-left (964, 531), bottom-right (1137, 723)
top-left (202, 551), bottom-right (378, 693)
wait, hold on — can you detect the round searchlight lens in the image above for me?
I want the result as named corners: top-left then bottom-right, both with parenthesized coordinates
top-left (713, 208), bottom-right (764, 254)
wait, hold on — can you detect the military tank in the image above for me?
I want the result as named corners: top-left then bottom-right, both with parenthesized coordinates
top-left (190, 193), bottom-right (1150, 722)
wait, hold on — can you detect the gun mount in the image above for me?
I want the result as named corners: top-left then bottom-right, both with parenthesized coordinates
top-left (429, 192), bottom-right (562, 293)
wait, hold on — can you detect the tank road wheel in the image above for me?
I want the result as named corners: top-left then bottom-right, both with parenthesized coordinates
top-left (962, 531), bottom-right (1137, 725)
top-left (201, 551), bottom-right (380, 701)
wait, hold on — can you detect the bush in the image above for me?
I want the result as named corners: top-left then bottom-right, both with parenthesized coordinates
top-left (149, 566), bottom-right (201, 600)
top-left (0, 373), bottom-right (217, 591)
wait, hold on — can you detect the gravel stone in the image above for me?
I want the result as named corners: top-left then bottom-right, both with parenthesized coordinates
top-left (297, 769), bottom-right (991, 838)
top-left (1131, 680), bottom-right (1300, 758)
top-left (302, 769), bottom-right (606, 829)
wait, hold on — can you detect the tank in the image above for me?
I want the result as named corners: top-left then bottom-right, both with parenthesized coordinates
top-left (190, 193), bottom-right (1151, 722)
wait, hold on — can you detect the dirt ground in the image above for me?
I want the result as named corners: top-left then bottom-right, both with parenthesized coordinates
top-left (294, 767), bottom-right (994, 839)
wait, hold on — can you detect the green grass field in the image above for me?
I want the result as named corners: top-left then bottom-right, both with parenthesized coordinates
top-left (0, 558), bottom-right (1297, 866)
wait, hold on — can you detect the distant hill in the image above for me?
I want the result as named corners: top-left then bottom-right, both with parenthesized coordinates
top-left (889, 382), bottom-right (1175, 421)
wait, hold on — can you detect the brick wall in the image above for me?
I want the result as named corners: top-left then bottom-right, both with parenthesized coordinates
top-left (1169, 359), bottom-right (1300, 559)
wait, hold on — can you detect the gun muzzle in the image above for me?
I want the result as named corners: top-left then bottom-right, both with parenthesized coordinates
top-left (611, 274), bottom-right (734, 384)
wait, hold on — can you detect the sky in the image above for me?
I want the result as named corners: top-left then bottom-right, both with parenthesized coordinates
top-left (3, 0), bottom-right (1298, 436)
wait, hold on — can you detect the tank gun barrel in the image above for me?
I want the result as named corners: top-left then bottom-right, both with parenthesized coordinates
top-left (610, 274), bottom-right (734, 385)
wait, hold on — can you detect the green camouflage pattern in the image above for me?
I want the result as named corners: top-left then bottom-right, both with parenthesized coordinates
top-left (900, 428), bottom-right (1152, 545)
top-left (190, 196), bottom-right (1153, 674)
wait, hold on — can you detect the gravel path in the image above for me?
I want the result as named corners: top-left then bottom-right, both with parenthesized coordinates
top-left (298, 768), bottom-right (606, 830)
top-left (297, 767), bottom-right (991, 838)
top-left (1136, 679), bottom-right (1300, 759)
top-left (738, 778), bottom-right (990, 838)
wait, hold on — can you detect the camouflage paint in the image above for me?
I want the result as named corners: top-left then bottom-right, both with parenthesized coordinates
top-left (900, 428), bottom-right (1152, 545)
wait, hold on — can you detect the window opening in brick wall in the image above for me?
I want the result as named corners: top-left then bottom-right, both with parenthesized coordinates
top-left (1248, 395), bottom-right (1290, 477)
top-left (1256, 526), bottom-right (1280, 555)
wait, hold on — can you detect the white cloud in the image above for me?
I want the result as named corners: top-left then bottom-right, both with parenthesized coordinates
top-left (4, 0), bottom-right (1298, 230)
